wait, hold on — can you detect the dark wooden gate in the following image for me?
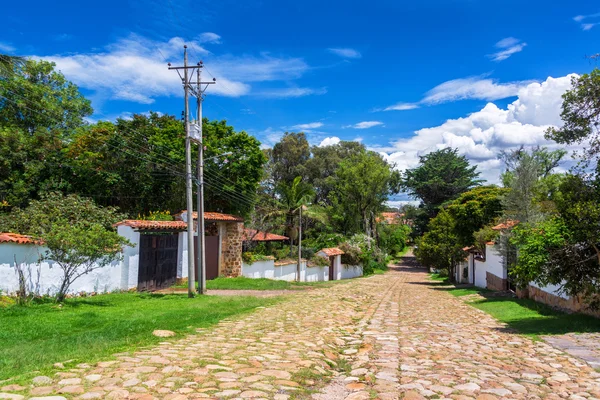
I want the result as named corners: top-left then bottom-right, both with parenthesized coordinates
top-left (329, 257), bottom-right (335, 281)
top-left (194, 236), bottom-right (220, 281)
top-left (137, 233), bottom-right (179, 291)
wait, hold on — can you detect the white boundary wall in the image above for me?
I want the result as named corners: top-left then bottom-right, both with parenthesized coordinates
top-left (242, 259), bottom-right (328, 282)
top-left (0, 226), bottom-right (141, 296)
top-left (242, 256), bottom-right (362, 282)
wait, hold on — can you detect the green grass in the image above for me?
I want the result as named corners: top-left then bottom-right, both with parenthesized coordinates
top-left (0, 292), bottom-right (277, 381)
top-left (441, 285), bottom-right (600, 339)
top-left (429, 272), bottom-right (450, 283)
top-left (172, 276), bottom-right (352, 291)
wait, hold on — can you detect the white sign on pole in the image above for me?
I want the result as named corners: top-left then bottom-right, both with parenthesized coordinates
top-left (189, 123), bottom-right (202, 142)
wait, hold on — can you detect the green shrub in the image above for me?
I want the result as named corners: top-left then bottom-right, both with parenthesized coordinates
top-left (309, 255), bottom-right (330, 267)
top-left (241, 252), bottom-right (272, 264)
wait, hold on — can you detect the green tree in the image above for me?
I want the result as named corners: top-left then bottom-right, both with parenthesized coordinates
top-left (546, 69), bottom-right (600, 163)
top-left (329, 151), bottom-right (399, 237)
top-left (0, 60), bottom-right (92, 209)
top-left (269, 132), bottom-right (310, 186)
top-left (0, 54), bottom-right (26, 77)
top-left (401, 148), bottom-right (482, 234)
top-left (446, 186), bottom-right (507, 247)
top-left (305, 141), bottom-right (365, 204)
top-left (1, 193), bottom-right (130, 302)
top-left (0, 59), bottom-right (92, 134)
top-left (65, 114), bottom-right (265, 217)
top-left (414, 209), bottom-right (465, 280)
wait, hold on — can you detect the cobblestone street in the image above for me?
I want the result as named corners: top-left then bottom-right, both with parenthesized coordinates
top-left (2, 255), bottom-right (600, 400)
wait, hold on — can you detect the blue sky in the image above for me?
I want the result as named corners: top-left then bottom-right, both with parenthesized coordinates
top-left (2, 0), bottom-right (600, 202)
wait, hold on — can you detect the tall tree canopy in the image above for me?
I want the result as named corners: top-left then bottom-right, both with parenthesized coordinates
top-left (329, 150), bottom-right (400, 236)
top-left (0, 60), bottom-right (92, 209)
top-left (66, 114), bottom-right (265, 217)
top-left (269, 132), bottom-right (310, 186)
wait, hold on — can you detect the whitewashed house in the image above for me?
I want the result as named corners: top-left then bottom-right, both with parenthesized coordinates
top-left (458, 221), bottom-right (600, 317)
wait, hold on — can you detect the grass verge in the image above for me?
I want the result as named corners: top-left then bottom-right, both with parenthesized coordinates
top-left (442, 285), bottom-right (600, 340)
top-left (0, 292), bottom-right (277, 381)
top-left (172, 276), bottom-right (352, 291)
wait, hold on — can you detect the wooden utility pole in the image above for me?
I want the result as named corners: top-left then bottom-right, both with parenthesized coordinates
top-left (168, 46), bottom-right (213, 297)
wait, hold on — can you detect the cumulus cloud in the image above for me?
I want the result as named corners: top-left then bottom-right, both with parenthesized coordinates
top-left (319, 136), bottom-right (341, 147)
top-left (374, 74), bottom-right (578, 185)
top-left (34, 34), bottom-right (313, 104)
top-left (344, 121), bottom-right (384, 129)
top-left (198, 32), bottom-right (221, 44)
top-left (488, 37), bottom-right (527, 62)
top-left (327, 48), bottom-right (361, 59)
top-left (383, 75), bottom-right (533, 111)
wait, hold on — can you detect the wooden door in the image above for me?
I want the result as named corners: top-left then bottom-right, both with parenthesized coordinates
top-left (194, 236), bottom-right (220, 281)
top-left (138, 233), bottom-right (179, 291)
top-left (329, 257), bottom-right (335, 281)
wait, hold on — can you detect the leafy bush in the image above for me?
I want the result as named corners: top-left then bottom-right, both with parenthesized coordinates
top-left (241, 252), bottom-right (272, 264)
top-left (138, 210), bottom-right (173, 221)
top-left (302, 233), bottom-right (346, 250)
top-left (300, 247), bottom-right (315, 260)
top-left (379, 224), bottom-right (410, 255)
top-left (309, 255), bottom-right (330, 267)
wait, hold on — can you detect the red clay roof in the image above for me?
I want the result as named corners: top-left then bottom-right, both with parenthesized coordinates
top-left (492, 220), bottom-right (518, 231)
top-left (377, 212), bottom-right (404, 224)
top-left (115, 220), bottom-right (188, 231)
top-left (320, 247), bottom-right (345, 257)
top-left (175, 210), bottom-right (243, 222)
top-left (0, 233), bottom-right (41, 245)
top-left (242, 229), bottom-right (288, 241)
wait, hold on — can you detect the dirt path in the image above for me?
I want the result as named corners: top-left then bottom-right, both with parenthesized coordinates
top-left (2, 256), bottom-right (600, 399)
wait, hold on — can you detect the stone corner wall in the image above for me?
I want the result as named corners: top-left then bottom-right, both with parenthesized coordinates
top-left (486, 271), bottom-right (508, 291)
top-left (528, 285), bottom-right (600, 318)
top-left (220, 222), bottom-right (243, 277)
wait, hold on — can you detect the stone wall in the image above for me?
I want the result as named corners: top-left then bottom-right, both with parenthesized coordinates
top-left (526, 285), bottom-right (600, 318)
top-left (220, 222), bottom-right (243, 277)
top-left (486, 271), bottom-right (508, 291)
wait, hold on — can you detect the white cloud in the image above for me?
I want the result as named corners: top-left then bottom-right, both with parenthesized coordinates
top-left (488, 37), bottom-right (527, 62)
top-left (327, 48), bottom-right (361, 59)
top-left (345, 121), bottom-right (384, 129)
top-left (319, 136), bottom-right (341, 147)
top-left (383, 103), bottom-right (420, 111)
top-left (34, 34), bottom-right (314, 104)
top-left (374, 74), bottom-right (579, 185)
top-left (198, 32), bottom-right (221, 44)
top-left (290, 122), bottom-right (324, 131)
top-left (573, 11), bottom-right (600, 30)
top-left (422, 76), bottom-right (533, 104)
top-left (257, 87), bottom-right (327, 98)
top-left (0, 42), bottom-right (15, 52)
top-left (383, 75), bottom-right (533, 112)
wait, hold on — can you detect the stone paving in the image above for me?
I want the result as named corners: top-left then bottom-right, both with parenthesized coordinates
top-left (544, 334), bottom-right (600, 370)
top-left (2, 255), bottom-right (600, 400)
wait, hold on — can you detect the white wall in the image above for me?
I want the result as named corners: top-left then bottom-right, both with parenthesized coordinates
top-left (242, 258), bottom-right (276, 279)
top-left (485, 244), bottom-right (505, 279)
top-left (530, 280), bottom-right (569, 300)
top-left (339, 264), bottom-right (363, 280)
top-left (0, 242), bottom-right (124, 296)
top-left (241, 259), bottom-right (328, 282)
top-left (117, 226), bottom-right (140, 289)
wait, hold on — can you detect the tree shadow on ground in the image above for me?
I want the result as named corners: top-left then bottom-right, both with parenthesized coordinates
top-left (434, 284), bottom-right (600, 336)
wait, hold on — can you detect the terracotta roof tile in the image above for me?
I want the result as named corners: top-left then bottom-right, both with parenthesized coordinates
top-left (0, 233), bottom-right (41, 245)
top-left (377, 212), bottom-right (404, 224)
top-left (115, 220), bottom-right (188, 231)
top-left (242, 229), bottom-right (288, 241)
top-left (174, 210), bottom-right (244, 222)
top-left (320, 247), bottom-right (345, 257)
top-left (492, 220), bottom-right (518, 231)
